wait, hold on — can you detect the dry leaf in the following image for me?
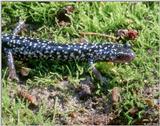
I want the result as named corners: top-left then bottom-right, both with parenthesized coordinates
top-left (116, 29), bottom-right (138, 40)
top-left (17, 89), bottom-right (38, 106)
top-left (20, 67), bottom-right (31, 76)
top-left (112, 87), bottom-right (121, 103)
top-left (144, 98), bottom-right (154, 107)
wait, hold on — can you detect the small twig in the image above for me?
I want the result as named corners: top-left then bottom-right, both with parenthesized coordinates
top-left (79, 31), bottom-right (117, 40)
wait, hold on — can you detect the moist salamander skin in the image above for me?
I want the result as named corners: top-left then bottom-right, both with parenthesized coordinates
top-left (2, 34), bottom-right (135, 63)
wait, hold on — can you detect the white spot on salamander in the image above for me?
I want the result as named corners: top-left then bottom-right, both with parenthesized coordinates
top-left (70, 53), bottom-right (74, 57)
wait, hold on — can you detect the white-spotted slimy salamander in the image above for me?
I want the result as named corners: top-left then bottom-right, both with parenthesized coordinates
top-left (2, 34), bottom-right (135, 63)
top-left (2, 33), bottom-right (135, 82)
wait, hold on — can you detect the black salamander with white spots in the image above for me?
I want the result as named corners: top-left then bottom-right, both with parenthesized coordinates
top-left (2, 33), bottom-right (135, 82)
top-left (2, 34), bottom-right (135, 63)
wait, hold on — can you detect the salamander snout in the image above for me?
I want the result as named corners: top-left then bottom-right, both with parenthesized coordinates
top-left (109, 44), bottom-right (135, 63)
top-left (114, 51), bottom-right (135, 63)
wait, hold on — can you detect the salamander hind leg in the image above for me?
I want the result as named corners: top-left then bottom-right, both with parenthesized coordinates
top-left (6, 49), bottom-right (19, 82)
top-left (13, 20), bottom-right (26, 35)
top-left (6, 20), bottom-right (27, 82)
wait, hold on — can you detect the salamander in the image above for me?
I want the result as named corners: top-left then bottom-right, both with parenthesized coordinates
top-left (2, 34), bottom-right (135, 63)
top-left (2, 21), bottom-right (135, 82)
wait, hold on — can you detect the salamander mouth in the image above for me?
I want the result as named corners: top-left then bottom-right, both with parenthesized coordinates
top-left (111, 52), bottom-right (135, 63)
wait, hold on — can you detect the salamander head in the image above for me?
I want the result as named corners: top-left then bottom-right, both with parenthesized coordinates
top-left (105, 43), bottom-right (135, 63)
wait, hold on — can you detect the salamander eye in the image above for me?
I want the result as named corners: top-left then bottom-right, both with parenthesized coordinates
top-left (124, 43), bottom-right (132, 49)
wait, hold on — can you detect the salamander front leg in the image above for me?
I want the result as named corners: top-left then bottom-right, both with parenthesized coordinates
top-left (7, 50), bottom-right (19, 82)
top-left (89, 60), bottom-right (104, 84)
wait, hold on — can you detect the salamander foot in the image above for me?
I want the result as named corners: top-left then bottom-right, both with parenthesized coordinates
top-left (13, 20), bottom-right (26, 35)
top-left (91, 66), bottom-right (108, 85)
top-left (6, 49), bottom-right (19, 82)
top-left (8, 69), bottom-right (19, 82)
top-left (89, 59), bottom-right (107, 85)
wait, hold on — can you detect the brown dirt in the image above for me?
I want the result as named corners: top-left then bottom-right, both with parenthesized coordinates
top-left (8, 78), bottom-right (160, 125)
